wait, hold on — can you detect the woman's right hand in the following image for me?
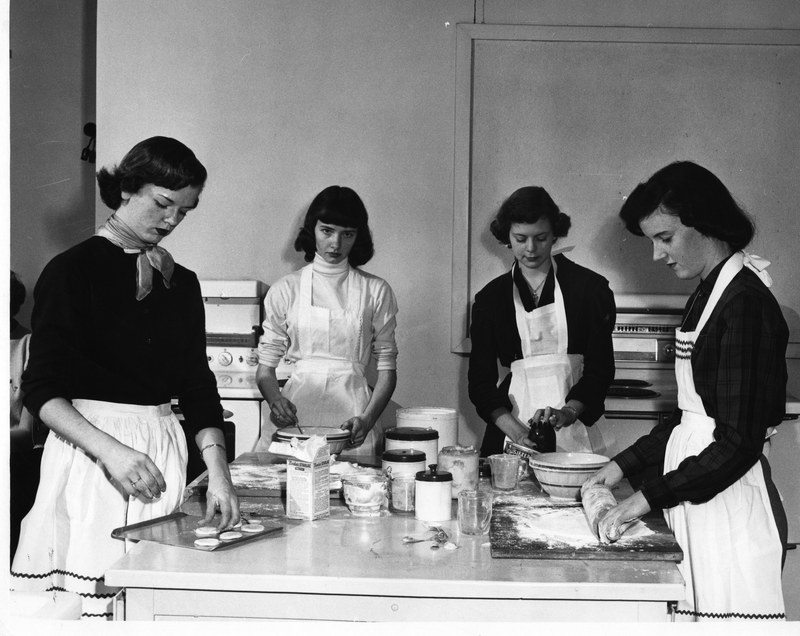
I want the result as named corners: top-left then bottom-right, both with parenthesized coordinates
top-left (98, 439), bottom-right (167, 500)
top-left (581, 459), bottom-right (623, 498)
top-left (268, 396), bottom-right (298, 427)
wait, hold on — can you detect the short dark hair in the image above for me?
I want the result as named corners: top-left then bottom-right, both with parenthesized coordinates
top-left (490, 186), bottom-right (571, 245)
top-left (96, 136), bottom-right (208, 211)
top-left (294, 186), bottom-right (375, 267)
top-left (10, 270), bottom-right (26, 317)
top-left (619, 161), bottom-right (754, 251)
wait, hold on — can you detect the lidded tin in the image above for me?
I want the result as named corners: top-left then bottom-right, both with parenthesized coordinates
top-left (382, 448), bottom-right (427, 479)
top-left (437, 445), bottom-right (479, 498)
top-left (414, 464), bottom-right (453, 522)
top-left (384, 426), bottom-right (439, 466)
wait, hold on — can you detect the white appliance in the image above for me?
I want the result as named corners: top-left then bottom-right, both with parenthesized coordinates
top-left (206, 345), bottom-right (263, 457)
top-left (200, 280), bottom-right (269, 458)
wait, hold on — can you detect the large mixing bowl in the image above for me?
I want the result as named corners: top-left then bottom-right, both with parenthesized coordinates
top-left (275, 426), bottom-right (351, 455)
top-left (529, 452), bottom-right (610, 500)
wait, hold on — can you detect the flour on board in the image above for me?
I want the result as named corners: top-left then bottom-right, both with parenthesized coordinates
top-left (499, 496), bottom-right (654, 548)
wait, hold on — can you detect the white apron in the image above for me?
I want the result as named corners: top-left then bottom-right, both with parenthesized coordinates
top-left (10, 400), bottom-right (187, 620)
top-left (281, 264), bottom-right (375, 454)
top-left (665, 252), bottom-right (785, 621)
top-left (506, 259), bottom-right (605, 453)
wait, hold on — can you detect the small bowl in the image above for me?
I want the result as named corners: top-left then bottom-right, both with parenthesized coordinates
top-left (529, 452), bottom-right (609, 500)
top-left (341, 474), bottom-right (388, 516)
top-left (276, 426), bottom-right (350, 455)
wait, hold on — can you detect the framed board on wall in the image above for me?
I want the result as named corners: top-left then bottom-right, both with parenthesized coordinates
top-left (450, 24), bottom-right (800, 353)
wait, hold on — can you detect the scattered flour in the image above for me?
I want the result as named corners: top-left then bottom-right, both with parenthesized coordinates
top-left (503, 500), bottom-right (654, 548)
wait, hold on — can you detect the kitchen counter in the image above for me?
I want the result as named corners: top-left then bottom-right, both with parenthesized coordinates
top-left (106, 455), bottom-right (684, 622)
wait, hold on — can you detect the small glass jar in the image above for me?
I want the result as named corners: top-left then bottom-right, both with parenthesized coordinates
top-left (389, 474), bottom-right (416, 513)
top-left (437, 445), bottom-right (479, 498)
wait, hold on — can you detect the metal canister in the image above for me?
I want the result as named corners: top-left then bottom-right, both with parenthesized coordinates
top-left (382, 448), bottom-right (427, 479)
top-left (414, 464), bottom-right (452, 522)
top-left (384, 426), bottom-right (439, 466)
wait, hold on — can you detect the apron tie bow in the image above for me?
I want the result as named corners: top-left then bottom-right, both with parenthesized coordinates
top-left (96, 214), bottom-right (175, 300)
top-left (741, 251), bottom-right (773, 288)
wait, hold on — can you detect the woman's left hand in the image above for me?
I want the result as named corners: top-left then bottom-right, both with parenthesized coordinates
top-left (531, 405), bottom-right (578, 430)
top-left (341, 416), bottom-right (371, 448)
top-left (203, 473), bottom-right (241, 531)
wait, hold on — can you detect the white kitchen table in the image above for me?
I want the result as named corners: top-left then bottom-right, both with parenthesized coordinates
top-left (105, 455), bottom-right (684, 622)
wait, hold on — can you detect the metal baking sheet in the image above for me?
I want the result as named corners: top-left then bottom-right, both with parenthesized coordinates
top-left (111, 511), bottom-right (283, 551)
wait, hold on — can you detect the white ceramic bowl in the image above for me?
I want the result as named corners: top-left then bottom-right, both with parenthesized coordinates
top-left (529, 452), bottom-right (610, 500)
top-left (275, 426), bottom-right (351, 455)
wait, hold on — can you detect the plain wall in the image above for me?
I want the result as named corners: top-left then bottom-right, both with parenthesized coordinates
top-left (9, 0), bottom-right (96, 329)
top-left (92, 0), bottom-right (799, 449)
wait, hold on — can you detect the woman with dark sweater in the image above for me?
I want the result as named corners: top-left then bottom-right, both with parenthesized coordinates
top-left (468, 186), bottom-right (616, 457)
top-left (11, 137), bottom-right (239, 619)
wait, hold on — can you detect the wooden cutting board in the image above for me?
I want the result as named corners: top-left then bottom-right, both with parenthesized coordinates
top-left (490, 496), bottom-right (683, 561)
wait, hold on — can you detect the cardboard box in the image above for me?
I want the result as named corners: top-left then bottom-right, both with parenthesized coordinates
top-left (286, 446), bottom-right (331, 520)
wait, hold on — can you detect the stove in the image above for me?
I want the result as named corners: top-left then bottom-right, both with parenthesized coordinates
top-left (592, 294), bottom-right (685, 466)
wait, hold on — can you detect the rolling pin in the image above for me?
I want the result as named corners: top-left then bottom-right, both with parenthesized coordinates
top-left (581, 484), bottom-right (635, 544)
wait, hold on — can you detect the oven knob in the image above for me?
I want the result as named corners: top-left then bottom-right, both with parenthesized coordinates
top-left (245, 350), bottom-right (259, 366)
top-left (217, 351), bottom-right (233, 367)
top-left (663, 343), bottom-right (675, 360)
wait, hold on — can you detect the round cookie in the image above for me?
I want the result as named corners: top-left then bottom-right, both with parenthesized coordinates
top-left (194, 537), bottom-right (221, 549)
top-left (241, 524), bottom-right (265, 534)
top-left (219, 531), bottom-right (243, 541)
top-left (194, 526), bottom-right (219, 537)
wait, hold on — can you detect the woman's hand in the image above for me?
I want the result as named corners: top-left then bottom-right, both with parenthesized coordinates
top-left (204, 472), bottom-right (241, 531)
top-left (268, 396), bottom-right (298, 428)
top-left (581, 459), bottom-right (624, 496)
top-left (531, 405), bottom-right (579, 430)
top-left (98, 438), bottom-right (167, 500)
top-left (596, 491), bottom-right (651, 543)
top-left (341, 415), bottom-right (371, 448)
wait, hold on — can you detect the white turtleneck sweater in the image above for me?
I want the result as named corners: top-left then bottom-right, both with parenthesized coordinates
top-left (258, 254), bottom-right (399, 371)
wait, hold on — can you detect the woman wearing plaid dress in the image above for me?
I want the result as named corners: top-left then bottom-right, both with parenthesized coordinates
top-left (584, 160), bottom-right (787, 621)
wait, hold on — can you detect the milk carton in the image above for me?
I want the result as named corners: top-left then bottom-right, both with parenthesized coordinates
top-left (285, 441), bottom-right (330, 520)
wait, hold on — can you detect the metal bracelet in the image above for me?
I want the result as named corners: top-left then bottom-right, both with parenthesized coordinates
top-left (200, 442), bottom-right (226, 455)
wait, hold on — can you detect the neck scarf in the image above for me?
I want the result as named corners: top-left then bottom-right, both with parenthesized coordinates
top-left (96, 214), bottom-right (175, 300)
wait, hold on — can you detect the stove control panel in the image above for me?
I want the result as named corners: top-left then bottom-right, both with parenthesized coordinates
top-left (207, 346), bottom-right (259, 372)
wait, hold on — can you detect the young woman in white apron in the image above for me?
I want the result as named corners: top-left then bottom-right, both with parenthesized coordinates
top-left (584, 161), bottom-right (787, 621)
top-left (11, 137), bottom-right (240, 619)
top-left (508, 257), bottom-right (608, 453)
top-left (255, 186), bottom-right (399, 456)
top-left (468, 186), bottom-right (616, 457)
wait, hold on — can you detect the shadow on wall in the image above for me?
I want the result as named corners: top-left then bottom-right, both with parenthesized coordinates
top-left (588, 209), bottom-right (694, 297)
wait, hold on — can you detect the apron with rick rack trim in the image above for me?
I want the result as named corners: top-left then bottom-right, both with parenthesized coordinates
top-left (10, 400), bottom-right (187, 620)
top-left (666, 251), bottom-right (785, 621)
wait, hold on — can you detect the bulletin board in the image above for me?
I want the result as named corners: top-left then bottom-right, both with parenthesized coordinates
top-left (450, 24), bottom-right (800, 352)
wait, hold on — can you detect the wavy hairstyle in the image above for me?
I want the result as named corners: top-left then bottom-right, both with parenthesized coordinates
top-left (96, 136), bottom-right (208, 211)
top-left (489, 186), bottom-right (571, 245)
top-left (619, 161), bottom-right (754, 251)
top-left (294, 185), bottom-right (375, 267)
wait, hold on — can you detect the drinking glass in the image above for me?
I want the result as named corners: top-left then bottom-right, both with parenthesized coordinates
top-left (457, 490), bottom-right (493, 535)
